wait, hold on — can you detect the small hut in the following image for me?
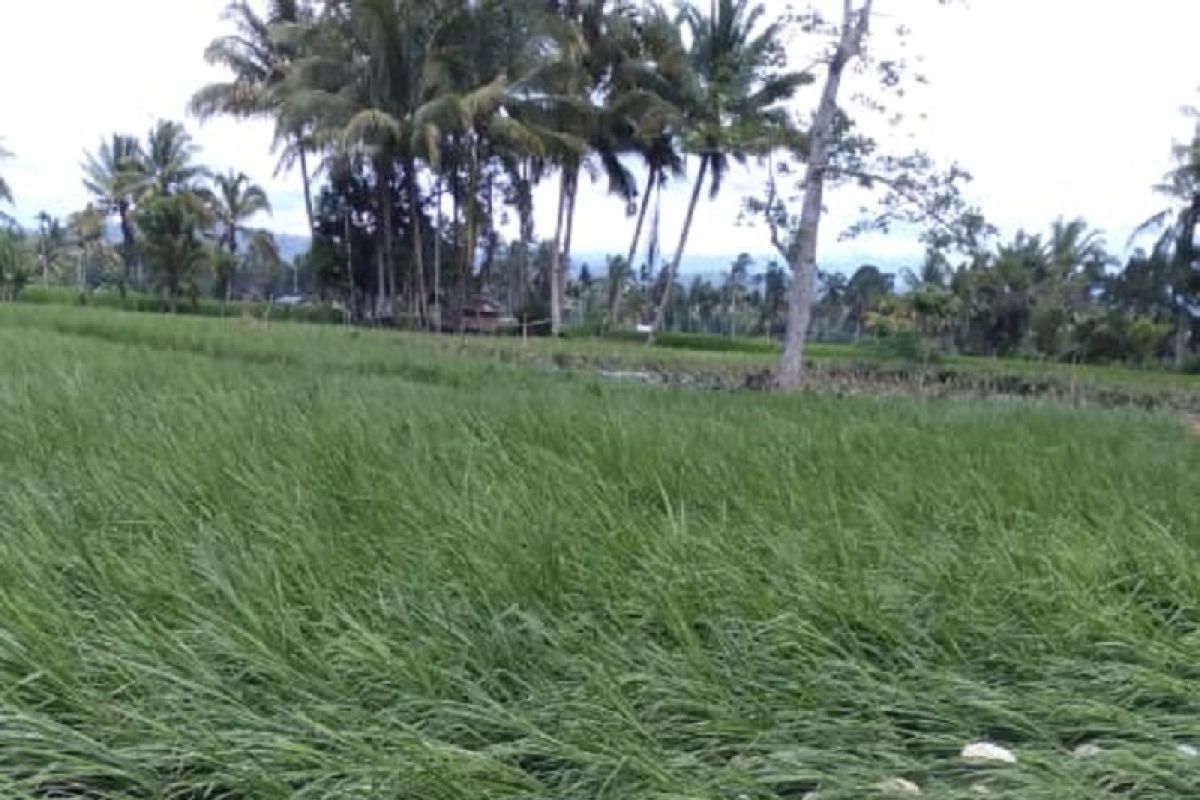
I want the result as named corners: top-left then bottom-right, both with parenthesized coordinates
top-left (444, 294), bottom-right (503, 334)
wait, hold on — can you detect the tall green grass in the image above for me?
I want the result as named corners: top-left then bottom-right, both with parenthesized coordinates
top-left (0, 305), bottom-right (1198, 798)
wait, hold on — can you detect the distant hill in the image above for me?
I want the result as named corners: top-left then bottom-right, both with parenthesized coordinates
top-left (572, 251), bottom-right (907, 279)
top-left (85, 223), bottom-right (898, 276)
top-left (100, 221), bottom-right (310, 263)
top-left (274, 233), bottom-right (310, 263)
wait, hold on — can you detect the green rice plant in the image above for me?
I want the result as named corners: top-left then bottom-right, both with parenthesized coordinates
top-left (0, 304), bottom-right (1198, 798)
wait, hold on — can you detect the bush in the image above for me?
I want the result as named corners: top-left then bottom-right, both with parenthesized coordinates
top-left (863, 330), bottom-right (942, 364)
top-left (1073, 314), bottom-right (1171, 365)
top-left (16, 286), bottom-right (343, 326)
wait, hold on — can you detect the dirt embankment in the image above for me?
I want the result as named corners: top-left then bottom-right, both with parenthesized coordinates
top-left (594, 360), bottom-right (1200, 414)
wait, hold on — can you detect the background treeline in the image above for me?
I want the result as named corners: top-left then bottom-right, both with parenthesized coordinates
top-left (0, 0), bottom-right (1197, 371)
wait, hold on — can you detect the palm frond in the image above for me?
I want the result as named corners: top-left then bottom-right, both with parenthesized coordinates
top-left (340, 108), bottom-right (404, 151)
top-left (1128, 208), bottom-right (1175, 250)
top-left (487, 116), bottom-right (547, 159)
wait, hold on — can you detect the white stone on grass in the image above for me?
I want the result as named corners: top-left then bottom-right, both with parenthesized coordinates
top-left (873, 777), bottom-right (921, 795)
top-left (1072, 743), bottom-right (1102, 759)
top-left (1177, 744), bottom-right (1199, 758)
top-left (961, 742), bottom-right (1017, 764)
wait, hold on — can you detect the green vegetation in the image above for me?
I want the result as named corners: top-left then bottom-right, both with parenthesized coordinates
top-left (3, 1), bottom-right (1198, 381)
top-left (16, 285), bottom-right (342, 325)
top-left (1, 0), bottom-right (1198, 795)
top-left (1, 305), bottom-right (1198, 799)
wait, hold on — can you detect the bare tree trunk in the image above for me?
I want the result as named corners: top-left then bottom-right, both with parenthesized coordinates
top-left (549, 169), bottom-right (570, 336)
top-left (650, 155), bottom-right (708, 344)
top-left (779, 0), bottom-right (872, 390)
top-left (606, 165), bottom-right (656, 334)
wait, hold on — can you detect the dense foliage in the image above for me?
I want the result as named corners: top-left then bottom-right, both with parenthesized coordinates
top-left (0, 305), bottom-right (1198, 798)
top-left (1, 0), bottom-right (1197, 371)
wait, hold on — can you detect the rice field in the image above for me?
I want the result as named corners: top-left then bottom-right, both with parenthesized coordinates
top-left (0, 304), bottom-right (1198, 799)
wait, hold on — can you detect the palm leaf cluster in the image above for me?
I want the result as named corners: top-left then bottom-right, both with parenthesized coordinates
top-left (79, 120), bottom-right (278, 307)
top-left (191, 0), bottom-right (807, 330)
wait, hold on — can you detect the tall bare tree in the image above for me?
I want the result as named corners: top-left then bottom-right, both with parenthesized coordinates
top-left (779, 0), bottom-right (873, 388)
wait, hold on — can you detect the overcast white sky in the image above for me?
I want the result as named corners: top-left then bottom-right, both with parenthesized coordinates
top-left (2, 0), bottom-right (1200, 270)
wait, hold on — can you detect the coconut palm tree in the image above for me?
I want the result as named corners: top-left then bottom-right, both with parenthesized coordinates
top-left (192, 0), bottom-right (318, 235)
top-left (647, 0), bottom-right (806, 341)
top-left (142, 120), bottom-right (207, 199)
top-left (66, 205), bottom-right (119, 293)
top-left (1130, 119), bottom-right (1200, 366)
top-left (424, 0), bottom-right (585, 326)
top-left (283, 0), bottom-right (474, 319)
top-left (82, 134), bottom-right (146, 295)
top-left (35, 212), bottom-right (69, 287)
top-left (206, 171), bottom-right (273, 302)
top-left (210, 171), bottom-right (273, 256)
top-left (603, 2), bottom-right (689, 332)
top-left (137, 195), bottom-right (208, 313)
top-left (0, 231), bottom-right (31, 301)
top-left (521, 0), bottom-right (668, 334)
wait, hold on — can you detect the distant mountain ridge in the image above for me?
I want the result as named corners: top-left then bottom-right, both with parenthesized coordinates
top-left (85, 223), bottom-right (898, 276)
top-left (572, 251), bottom-right (906, 278)
top-left (98, 221), bottom-right (310, 263)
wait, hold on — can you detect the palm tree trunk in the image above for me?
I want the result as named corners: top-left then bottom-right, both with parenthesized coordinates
top-left (406, 155), bottom-right (427, 328)
top-left (779, 2), bottom-right (870, 389)
top-left (373, 167), bottom-right (394, 324)
top-left (118, 204), bottom-right (134, 299)
top-left (606, 165), bottom-right (656, 333)
top-left (344, 210), bottom-right (355, 324)
top-left (516, 159), bottom-right (534, 317)
top-left (650, 155), bottom-right (708, 344)
top-left (297, 140), bottom-right (316, 238)
top-left (383, 177), bottom-right (396, 322)
top-left (563, 167), bottom-right (579, 266)
top-left (433, 175), bottom-right (442, 330)
top-left (549, 169), bottom-right (570, 336)
top-left (459, 145), bottom-right (482, 334)
top-left (1175, 296), bottom-right (1190, 369)
top-left (561, 166), bottom-right (580, 326)
top-left (375, 239), bottom-right (386, 324)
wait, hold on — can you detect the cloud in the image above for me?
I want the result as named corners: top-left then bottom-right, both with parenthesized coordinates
top-left (0, 0), bottom-right (308, 234)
